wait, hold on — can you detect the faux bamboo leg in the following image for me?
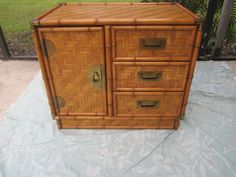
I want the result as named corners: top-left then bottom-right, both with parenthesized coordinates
top-left (174, 119), bottom-right (180, 130)
top-left (55, 116), bottom-right (62, 129)
top-left (32, 30), bottom-right (57, 118)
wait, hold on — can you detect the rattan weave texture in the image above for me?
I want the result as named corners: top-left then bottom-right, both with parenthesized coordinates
top-left (39, 3), bottom-right (196, 26)
top-left (113, 62), bottom-right (189, 91)
top-left (39, 27), bottom-right (107, 116)
top-left (32, 3), bottom-right (202, 129)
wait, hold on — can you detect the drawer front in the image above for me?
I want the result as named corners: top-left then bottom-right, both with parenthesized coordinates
top-left (113, 62), bottom-right (189, 91)
top-left (112, 26), bottom-right (196, 61)
top-left (114, 92), bottom-right (184, 116)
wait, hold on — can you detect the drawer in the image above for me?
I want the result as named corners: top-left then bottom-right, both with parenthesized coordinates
top-left (113, 62), bottom-right (189, 91)
top-left (114, 92), bottom-right (184, 116)
top-left (111, 26), bottom-right (197, 61)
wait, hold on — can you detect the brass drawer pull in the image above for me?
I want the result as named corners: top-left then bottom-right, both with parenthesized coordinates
top-left (92, 71), bottom-right (100, 82)
top-left (137, 100), bottom-right (160, 108)
top-left (139, 38), bottom-right (166, 49)
top-left (138, 71), bottom-right (162, 80)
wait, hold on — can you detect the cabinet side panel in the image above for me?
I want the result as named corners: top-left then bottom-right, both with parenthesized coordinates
top-left (180, 28), bottom-right (202, 117)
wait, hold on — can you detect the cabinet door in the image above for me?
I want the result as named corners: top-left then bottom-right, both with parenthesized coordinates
top-left (39, 27), bottom-right (107, 116)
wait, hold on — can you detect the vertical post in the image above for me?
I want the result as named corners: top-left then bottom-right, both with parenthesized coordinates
top-left (211, 0), bottom-right (234, 57)
top-left (199, 0), bottom-right (218, 56)
top-left (0, 26), bottom-right (11, 58)
top-left (104, 26), bottom-right (113, 117)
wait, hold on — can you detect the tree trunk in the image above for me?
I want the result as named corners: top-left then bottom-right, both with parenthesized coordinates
top-left (211, 0), bottom-right (234, 57)
top-left (199, 0), bottom-right (218, 56)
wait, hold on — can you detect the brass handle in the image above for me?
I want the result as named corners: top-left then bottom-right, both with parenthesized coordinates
top-left (92, 71), bottom-right (100, 82)
top-left (140, 38), bottom-right (166, 49)
top-left (138, 71), bottom-right (162, 80)
top-left (137, 100), bottom-right (160, 108)
top-left (89, 64), bottom-right (105, 90)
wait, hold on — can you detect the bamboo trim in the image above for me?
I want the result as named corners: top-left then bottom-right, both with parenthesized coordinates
top-left (112, 25), bottom-right (196, 30)
top-left (113, 61), bottom-right (189, 66)
top-left (188, 30), bottom-right (202, 78)
top-left (60, 113), bottom-right (107, 116)
top-left (113, 57), bottom-right (191, 62)
top-left (112, 63), bottom-right (117, 94)
top-left (34, 3), bottom-right (62, 22)
top-left (37, 32), bottom-right (59, 116)
top-left (104, 26), bottom-right (113, 116)
top-left (62, 116), bottom-right (104, 119)
top-left (114, 92), bottom-right (184, 96)
top-left (188, 27), bottom-right (198, 58)
top-left (39, 19), bottom-right (196, 26)
top-left (180, 29), bottom-right (202, 117)
top-left (111, 27), bottom-right (116, 62)
top-left (61, 125), bottom-right (175, 129)
top-left (116, 113), bottom-right (181, 117)
top-left (100, 28), bottom-right (108, 116)
top-left (114, 88), bottom-right (185, 92)
top-left (66, 2), bottom-right (176, 5)
top-left (59, 115), bottom-right (177, 120)
top-left (111, 116), bottom-right (175, 119)
top-left (38, 27), bottom-right (103, 32)
top-left (113, 92), bottom-right (117, 117)
top-left (32, 30), bottom-right (57, 117)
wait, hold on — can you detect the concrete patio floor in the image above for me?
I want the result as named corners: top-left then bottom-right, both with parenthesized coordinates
top-left (0, 59), bottom-right (39, 120)
top-left (0, 59), bottom-right (235, 121)
top-left (227, 61), bottom-right (236, 75)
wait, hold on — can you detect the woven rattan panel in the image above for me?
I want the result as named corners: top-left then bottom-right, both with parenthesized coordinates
top-left (114, 92), bottom-right (184, 117)
top-left (39, 3), bottom-right (195, 25)
top-left (113, 62), bottom-right (189, 91)
top-left (39, 27), bottom-right (107, 115)
top-left (112, 26), bottom-right (196, 61)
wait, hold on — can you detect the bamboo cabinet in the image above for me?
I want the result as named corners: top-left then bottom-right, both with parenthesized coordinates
top-left (31, 3), bottom-right (202, 129)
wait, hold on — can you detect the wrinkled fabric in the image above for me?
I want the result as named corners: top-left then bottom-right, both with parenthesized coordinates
top-left (0, 61), bottom-right (236, 177)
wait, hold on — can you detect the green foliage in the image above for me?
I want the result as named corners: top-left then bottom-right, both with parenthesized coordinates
top-left (209, 0), bottom-right (236, 43)
top-left (176, 0), bottom-right (207, 14)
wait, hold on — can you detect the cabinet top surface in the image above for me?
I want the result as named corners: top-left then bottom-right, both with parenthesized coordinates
top-left (33, 3), bottom-right (201, 26)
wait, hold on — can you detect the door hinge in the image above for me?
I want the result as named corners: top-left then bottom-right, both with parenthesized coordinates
top-left (41, 39), bottom-right (56, 58)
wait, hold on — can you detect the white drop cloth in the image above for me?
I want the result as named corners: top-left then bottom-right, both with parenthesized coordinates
top-left (0, 61), bottom-right (236, 177)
